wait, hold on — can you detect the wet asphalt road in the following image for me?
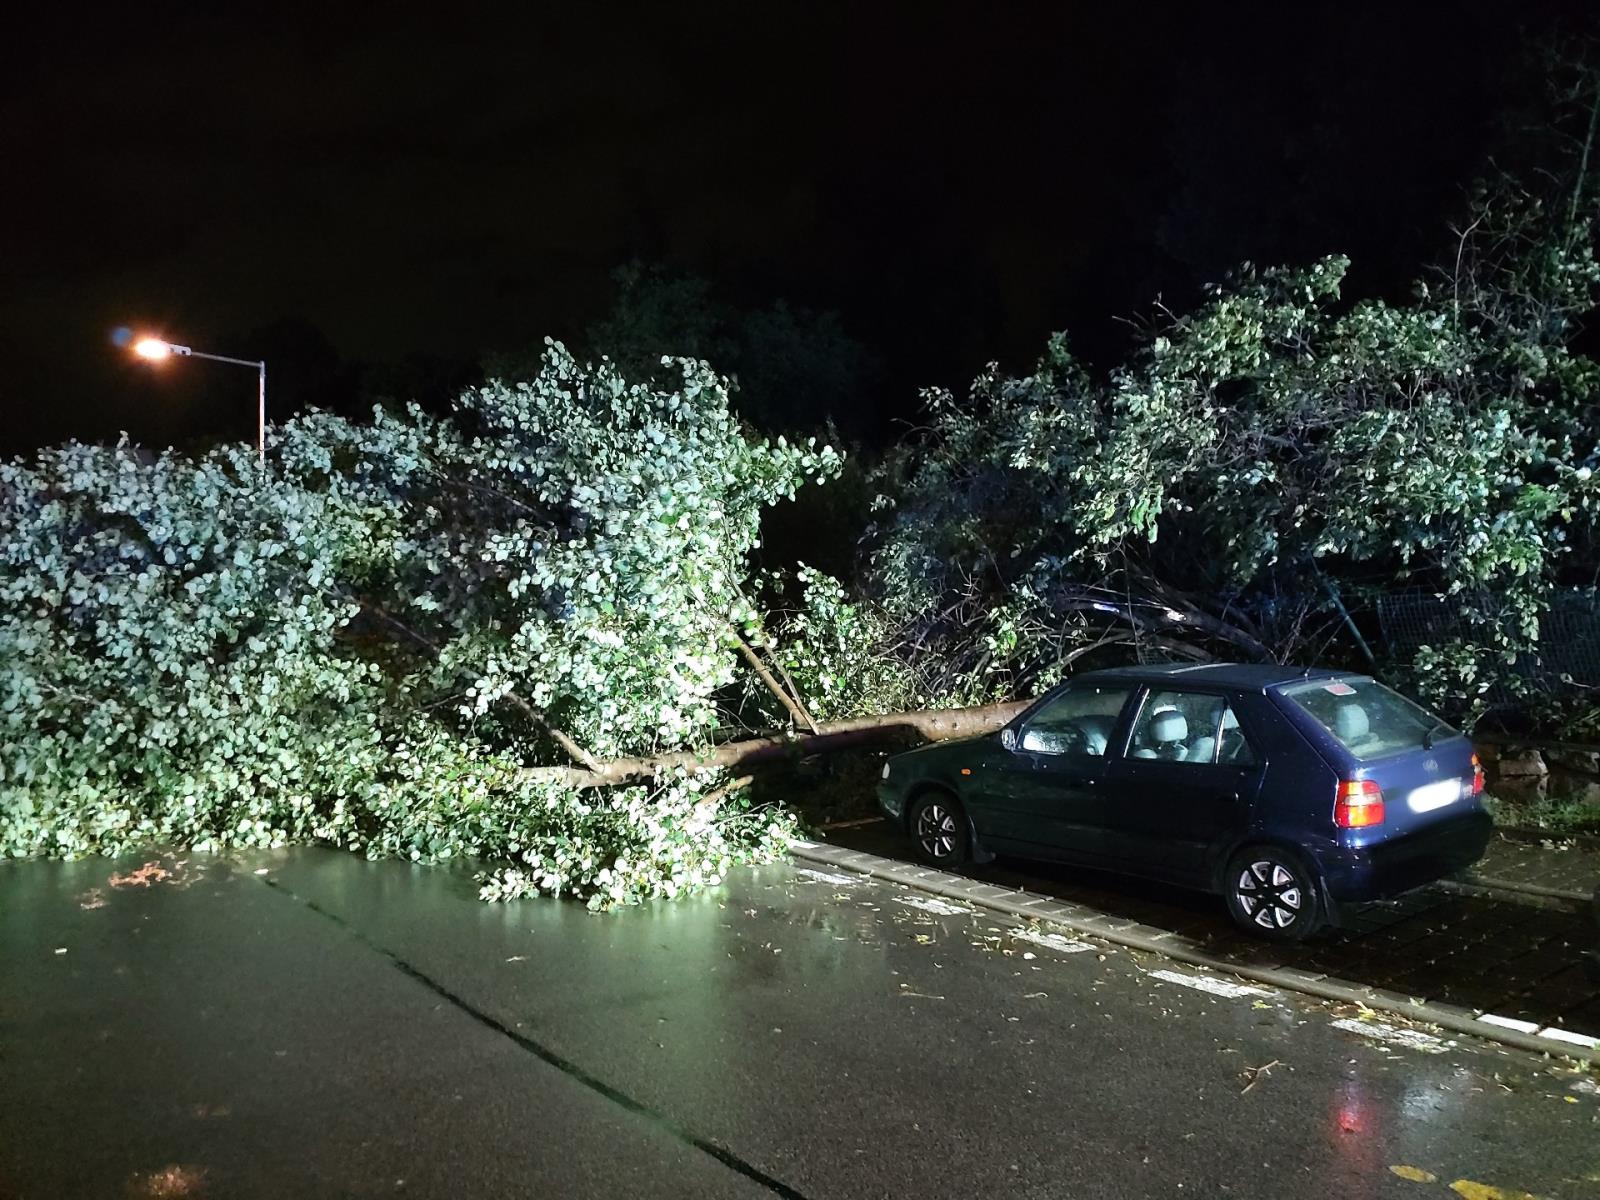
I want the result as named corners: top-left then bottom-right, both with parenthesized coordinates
top-left (2, 850), bottom-right (1597, 1199)
top-left (820, 818), bottom-right (1600, 1036)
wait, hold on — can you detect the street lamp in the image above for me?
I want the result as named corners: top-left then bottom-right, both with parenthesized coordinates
top-left (130, 336), bottom-right (267, 464)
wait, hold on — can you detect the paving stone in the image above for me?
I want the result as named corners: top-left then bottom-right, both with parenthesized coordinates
top-left (1510, 965), bottom-right (1600, 1014)
top-left (1034, 904), bottom-right (1091, 923)
top-left (1556, 994), bottom-right (1600, 1030)
top-left (1496, 938), bottom-right (1591, 987)
top-left (1476, 838), bottom-right (1600, 895)
top-left (1419, 999), bottom-right (1486, 1025)
top-left (1260, 966), bottom-right (1329, 986)
top-left (1344, 915), bottom-right (1444, 950)
top-left (1286, 974), bottom-right (1372, 1005)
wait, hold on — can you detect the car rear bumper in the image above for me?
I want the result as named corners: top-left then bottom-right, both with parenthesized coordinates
top-left (1315, 809), bottom-right (1493, 903)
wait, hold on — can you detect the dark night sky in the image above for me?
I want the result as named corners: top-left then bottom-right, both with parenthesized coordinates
top-left (0, 3), bottom-right (1587, 454)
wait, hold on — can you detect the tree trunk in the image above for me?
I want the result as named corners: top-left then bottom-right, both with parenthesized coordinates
top-left (522, 697), bottom-right (1033, 789)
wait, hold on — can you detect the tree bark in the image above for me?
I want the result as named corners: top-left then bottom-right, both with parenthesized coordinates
top-left (501, 691), bottom-right (603, 773)
top-left (522, 697), bottom-right (1033, 790)
top-left (732, 633), bottom-right (819, 733)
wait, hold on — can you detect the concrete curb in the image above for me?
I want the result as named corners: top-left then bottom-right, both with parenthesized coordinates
top-left (789, 838), bottom-right (1600, 1064)
top-left (1491, 824), bottom-right (1600, 852)
top-left (1458, 872), bottom-right (1593, 905)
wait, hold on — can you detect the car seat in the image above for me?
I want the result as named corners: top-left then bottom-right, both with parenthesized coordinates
top-left (1185, 704), bottom-right (1235, 764)
top-left (1074, 714), bottom-right (1114, 756)
top-left (1333, 702), bottom-right (1377, 750)
top-left (1134, 707), bottom-right (1189, 760)
top-left (1021, 713), bottom-right (1115, 756)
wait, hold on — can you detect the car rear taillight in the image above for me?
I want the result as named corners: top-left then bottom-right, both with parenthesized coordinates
top-left (1469, 753), bottom-right (1486, 797)
top-left (1335, 779), bottom-right (1385, 828)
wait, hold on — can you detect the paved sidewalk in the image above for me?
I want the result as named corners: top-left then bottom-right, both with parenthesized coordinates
top-left (1472, 831), bottom-right (1600, 900)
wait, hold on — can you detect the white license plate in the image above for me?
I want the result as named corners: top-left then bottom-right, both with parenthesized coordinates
top-left (1407, 780), bottom-right (1462, 813)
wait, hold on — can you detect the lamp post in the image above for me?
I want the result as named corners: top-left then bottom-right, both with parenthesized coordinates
top-left (133, 337), bottom-right (267, 465)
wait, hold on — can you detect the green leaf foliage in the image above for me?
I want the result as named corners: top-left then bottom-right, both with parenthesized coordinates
top-left (0, 343), bottom-right (837, 906)
top-left (867, 144), bottom-right (1600, 719)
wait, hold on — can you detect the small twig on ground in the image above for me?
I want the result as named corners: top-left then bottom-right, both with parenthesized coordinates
top-left (1240, 1059), bottom-right (1281, 1094)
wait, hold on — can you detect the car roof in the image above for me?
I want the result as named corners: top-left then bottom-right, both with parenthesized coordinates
top-left (1072, 662), bottom-right (1349, 693)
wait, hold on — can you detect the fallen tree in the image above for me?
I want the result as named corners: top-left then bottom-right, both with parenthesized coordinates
top-left (526, 697), bottom-right (1031, 788)
top-left (863, 106), bottom-right (1600, 721)
top-left (0, 340), bottom-right (1025, 909)
top-left (0, 345), bottom-right (857, 907)
top-left (19, 61), bottom-right (1600, 910)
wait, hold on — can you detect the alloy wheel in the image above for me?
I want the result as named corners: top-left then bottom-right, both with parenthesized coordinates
top-left (915, 802), bottom-right (959, 861)
top-left (1235, 860), bottom-right (1304, 931)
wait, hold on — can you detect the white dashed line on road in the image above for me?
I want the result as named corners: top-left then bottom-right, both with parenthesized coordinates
top-left (1147, 968), bottom-right (1271, 999)
top-left (1478, 1013), bottom-right (1541, 1034)
top-left (1534, 1025), bottom-right (1600, 1050)
top-left (894, 895), bottom-right (975, 917)
top-left (1009, 927), bottom-right (1095, 955)
top-left (794, 868), bottom-right (865, 886)
top-left (1330, 1018), bottom-right (1447, 1054)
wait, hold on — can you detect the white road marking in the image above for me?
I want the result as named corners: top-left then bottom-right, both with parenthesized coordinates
top-left (794, 868), bottom-right (863, 886)
top-left (1147, 968), bottom-right (1270, 999)
top-left (1478, 1013), bottom-right (1540, 1034)
top-left (1009, 927), bottom-right (1094, 955)
top-left (894, 895), bottom-right (974, 917)
top-left (1330, 1018), bottom-right (1447, 1053)
top-left (1536, 1026), bottom-right (1600, 1050)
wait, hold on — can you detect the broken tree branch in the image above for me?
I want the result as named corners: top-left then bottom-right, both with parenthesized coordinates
top-left (696, 774), bottom-right (755, 808)
top-left (501, 691), bottom-right (603, 773)
top-left (522, 697), bottom-right (1033, 790)
top-left (732, 632), bottom-right (819, 733)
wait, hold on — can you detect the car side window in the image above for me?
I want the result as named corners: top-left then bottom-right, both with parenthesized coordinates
top-left (1019, 685), bottom-right (1134, 757)
top-left (1128, 690), bottom-right (1257, 766)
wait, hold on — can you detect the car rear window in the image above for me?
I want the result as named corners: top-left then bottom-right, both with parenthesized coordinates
top-left (1278, 677), bottom-right (1453, 762)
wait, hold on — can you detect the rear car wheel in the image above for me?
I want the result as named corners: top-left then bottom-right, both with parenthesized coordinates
top-left (1224, 847), bottom-right (1324, 942)
top-left (908, 791), bottom-right (971, 868)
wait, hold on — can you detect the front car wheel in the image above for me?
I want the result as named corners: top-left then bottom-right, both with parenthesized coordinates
top-left (908, 792), bottom-right (972, 868)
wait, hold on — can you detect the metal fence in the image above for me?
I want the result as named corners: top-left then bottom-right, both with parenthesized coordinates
top-left (1377, 587), bottom-right (1600, 702)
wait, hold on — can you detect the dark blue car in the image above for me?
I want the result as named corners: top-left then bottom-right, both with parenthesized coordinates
top-left (877, 664), bottom-right (1493, 940)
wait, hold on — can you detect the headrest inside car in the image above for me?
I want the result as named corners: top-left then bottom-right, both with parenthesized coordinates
top-left (1333, 703), bottom-right (1369, 740)
top-left (1150, 708), bottom-right (1188, 743)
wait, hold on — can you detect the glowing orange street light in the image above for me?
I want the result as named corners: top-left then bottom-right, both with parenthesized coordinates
top-left (128, 335), bottom-right (267, 464)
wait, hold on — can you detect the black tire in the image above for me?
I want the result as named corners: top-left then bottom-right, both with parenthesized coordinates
top-left (1223, 847), bottom-right (1324, 942)
top-left (907, 790), bottom-right (972, 868)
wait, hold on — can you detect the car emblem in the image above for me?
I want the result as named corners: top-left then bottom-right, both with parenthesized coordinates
top-left (1423, 758), bottom-right (1438, 772)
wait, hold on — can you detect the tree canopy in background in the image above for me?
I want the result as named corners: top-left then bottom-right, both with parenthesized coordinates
top-left (488, 263), bottom-right (885, 441)
top-left (854, 63), bottom-right (1600, 725)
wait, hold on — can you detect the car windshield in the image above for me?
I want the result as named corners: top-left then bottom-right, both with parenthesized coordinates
top-left (1278, 676), bottom-right (1453, 762)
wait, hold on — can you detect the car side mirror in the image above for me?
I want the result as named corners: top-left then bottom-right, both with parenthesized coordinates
top-left (1000, 727), bottom-right (1018, 751)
